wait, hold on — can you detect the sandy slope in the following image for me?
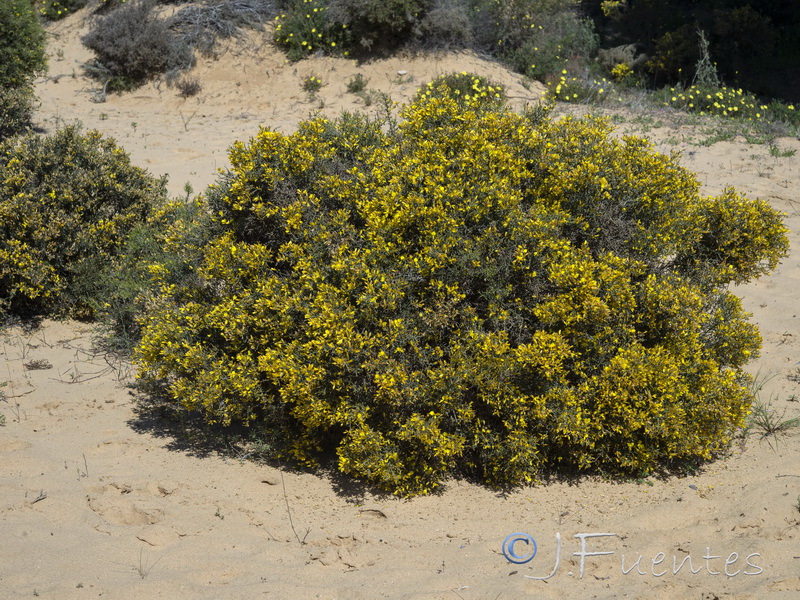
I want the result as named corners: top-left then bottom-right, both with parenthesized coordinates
top-left (1, 7), bottom-right (799, 599)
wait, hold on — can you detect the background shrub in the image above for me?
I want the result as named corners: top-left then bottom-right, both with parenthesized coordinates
top-left (0, 0), bottom-right (47, 89)
top-left (0, 126), bottom-right (167, 319)
top-left (274, 0), bottom-right (597, 79)
top-left (471, 0), bottom-right (598, 80)
top-left (417, 0), bottom-right (473, 48)
top-left (327, 0), bottom-right (431, 53)
top-left (82, 0), bottom-right (194, 90)
top-left (136, 76), bottom-right (787, 495)
top-left (582, 0), bottom-right (800, 103)
top-left (273, 0), bottom-right (351, 61)
top-left (39, 0), bottom-right (89, 22)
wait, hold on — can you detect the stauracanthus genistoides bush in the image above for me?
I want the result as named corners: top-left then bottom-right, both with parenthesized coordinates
top-left (0, 126), bottom-right (166, 319)
top-left (135, 73), bottom-right (788, 495)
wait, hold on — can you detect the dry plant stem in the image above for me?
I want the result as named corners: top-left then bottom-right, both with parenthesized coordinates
top-left (136, 546), bottom-right (163, 579)
top-left (180, 110), bottom-right (197, 131)
top-left (279, 463), bottom-right (309, 544)
top-left (78, 453), bottom-right (89, 479)
top-left (3, 349), bottom-right (25, 422)
top-left (29, 490), bottom-right (47, 504)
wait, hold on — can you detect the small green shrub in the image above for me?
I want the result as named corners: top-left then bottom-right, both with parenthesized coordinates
top-left (175, 76), bottom-right (202, 98)
top-left (82, 0), bottom-right (194, 90)
top-left (346, 73), bottom-right (368, 94)
top-left (136, 75), bottom-right (787, 495)
top-left (0, 126), bottom-right (167, 318)
top-left (0, 0), bottom-right (47, 89)
top-left (0, 86), bottom-right (38, 142)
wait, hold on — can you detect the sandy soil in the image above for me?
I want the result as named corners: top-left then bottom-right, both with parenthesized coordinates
top-left (2, 7), bottom-right (799, 599)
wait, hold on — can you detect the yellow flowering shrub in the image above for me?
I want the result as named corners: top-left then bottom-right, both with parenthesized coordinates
top-left (0, 125), bottom-right (165, 318)
top-left (136, 76), bottom-right (788, 495)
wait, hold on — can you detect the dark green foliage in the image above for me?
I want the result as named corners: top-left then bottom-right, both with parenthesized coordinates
top-left (328, 0), bottom-right (432, 52)
top-left (94, 194), bottom-right (215, 353)
top-left (0, 0), bottom-right (48, 89)
top-left (0, 86), bottom-right (38, 142)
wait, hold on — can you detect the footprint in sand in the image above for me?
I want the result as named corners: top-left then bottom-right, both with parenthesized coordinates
top-left (768, 577), bottom-right (800, 591)
top-left (87, 482), bottom-right (173, 526)
top-left (88, 495), bottom-right (164, 526)
top-left (308, 534), bottom-right (375, 569)
top-left (0, 438), bottom-right (32, 452)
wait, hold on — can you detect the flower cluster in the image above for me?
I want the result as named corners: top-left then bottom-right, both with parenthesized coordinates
top-left (610, 62), bottom-right (633, 82)
top-left (414, 72), bottom-right (506, 110)
top-left (136, 74), bottom-right (787, 495)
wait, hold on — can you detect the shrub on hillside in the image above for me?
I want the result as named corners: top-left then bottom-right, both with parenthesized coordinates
top-left (0, 126), bottom-right (167, 318)
top-left (273, 0), bottom-right (597, 76)
top-left (136, 76), bottom-right (787, 495)
top-left (82, 0), bottom-right (194, 89)
top-left (0, 0), bottom-right (47, 89)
